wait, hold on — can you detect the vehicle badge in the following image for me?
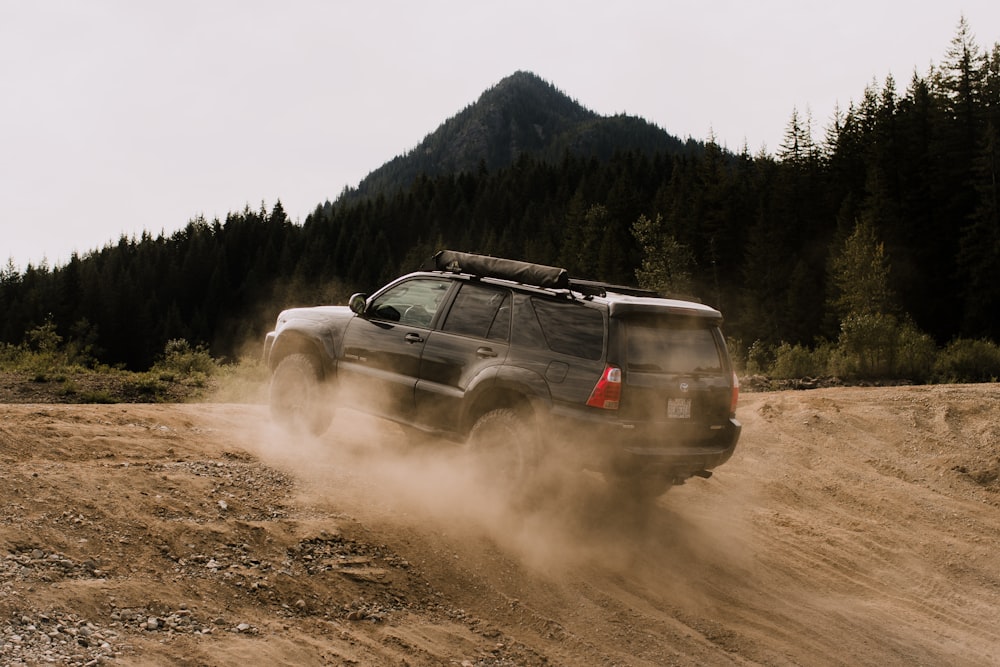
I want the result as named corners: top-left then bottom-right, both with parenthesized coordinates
top-left (679, 382), bottom-right (689, 392)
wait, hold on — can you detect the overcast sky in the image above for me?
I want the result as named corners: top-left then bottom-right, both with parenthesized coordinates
top-left (3, 1), bottom-right (999, 271)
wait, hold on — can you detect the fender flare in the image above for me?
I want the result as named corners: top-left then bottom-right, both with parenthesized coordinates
top-left (460, 364), bottom-right (552, 435)
top-left (267, 323), bottom-right (340, 378)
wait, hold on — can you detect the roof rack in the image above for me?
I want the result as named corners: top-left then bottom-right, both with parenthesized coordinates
top-left (567, 279), bottom-right (661, 299)
top-left (428, 250), bottom-right (663, 299)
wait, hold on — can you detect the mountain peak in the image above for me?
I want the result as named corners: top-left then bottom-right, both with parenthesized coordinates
top-left (348, 71), bottom-right (687, 200)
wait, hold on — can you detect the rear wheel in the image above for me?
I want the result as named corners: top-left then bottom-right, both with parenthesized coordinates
top-left (467, 407), bottom-right (540, 495)
top-left (269, 353), bottom-right (333, 436)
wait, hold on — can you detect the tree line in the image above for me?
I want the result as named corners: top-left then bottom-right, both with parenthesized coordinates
top-left (2, 19), bottom-right (998, 378)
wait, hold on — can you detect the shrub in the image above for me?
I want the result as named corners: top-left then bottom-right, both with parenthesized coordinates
top-left (0, 319), bottom-right (97, 376)
top-left (127, 373), bottom-right (167, 398)
top-left (77, 390), bottom-right (117, 404)
top-left (745, 339), bottom-right (774, 375)
top-left (770, 342), bottom-right (830, 379)
top-left (27, 319), bottom-right (62, 355)
top-left (0, 342), bottom-right (20, 368)
top-left (837, 312), bottom-right (899, 378)
top-left (894, 322), bottom-right (937, 383)
top-left (153, 339), bottom-right (217, 377)
top-left (933, 339), bottom-right (1000, 383)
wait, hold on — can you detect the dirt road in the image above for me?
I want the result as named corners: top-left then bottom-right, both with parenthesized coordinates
top-left (1, 384), bottom-right (998, 666)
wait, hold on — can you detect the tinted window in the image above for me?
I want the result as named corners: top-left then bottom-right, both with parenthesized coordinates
top-left (487, 295), bottom-right (512, 341)
top-left (442, 284), bottom-right (511, 340)
top-left (510, 294), bottom-right (545, 349)
top-left (626, 320), bottom-right (722, 373)
top-left (368, 278), bottom-right (451, 327)
top-left (531, 298), bottom-right (605, 360)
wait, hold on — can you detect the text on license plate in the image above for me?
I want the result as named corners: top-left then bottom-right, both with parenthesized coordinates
top-left (667, 398), bottom-right (691, 419)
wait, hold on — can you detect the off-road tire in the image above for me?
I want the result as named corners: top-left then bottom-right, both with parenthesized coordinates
top-left (467, 407), bottom-right (540, 495)
top-left (269, 353), bottom-right (333, 436)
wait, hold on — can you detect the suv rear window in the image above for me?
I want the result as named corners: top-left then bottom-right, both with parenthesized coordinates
top-left (531, 298), bottom-right (604, 360)
top-left (626, 319), bottom-right (723, 374)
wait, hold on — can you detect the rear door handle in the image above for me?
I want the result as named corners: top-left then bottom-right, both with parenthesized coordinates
top-left (404, 333), bottom-right (424, 344)
top-left (476, 346), bottom-right (498, 358)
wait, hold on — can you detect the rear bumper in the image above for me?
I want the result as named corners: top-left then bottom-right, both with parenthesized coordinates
top-left (612, 418), bottom-right (741, 475)
top-left (548, 407), bottom-right (742, 476)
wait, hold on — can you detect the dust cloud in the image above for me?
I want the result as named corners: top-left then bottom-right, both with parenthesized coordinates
top-left (8, 383), bottom-right (998, 664)
top-left (235, 391), bottom-right (754, 590)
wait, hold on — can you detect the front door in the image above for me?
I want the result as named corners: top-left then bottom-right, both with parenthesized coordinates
top-left (339, 277), bottom-right (454, 421)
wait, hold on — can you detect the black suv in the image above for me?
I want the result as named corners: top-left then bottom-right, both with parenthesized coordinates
top-left (263, 250), bottom-right (741, 496)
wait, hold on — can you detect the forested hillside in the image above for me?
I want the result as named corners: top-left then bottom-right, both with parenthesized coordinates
top-left (346, 71), bottom-right (695, 200)
top-left (1, 20), bottom-right (998, 376)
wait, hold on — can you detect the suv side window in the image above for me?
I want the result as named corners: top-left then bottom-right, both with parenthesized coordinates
top-left (510, 294), bottom-right (545, 349)
top-left (442, 283), bottom-right (511, 340)
top-left (368, 278), bottom-right (451, 327)
top-left (531, 298), bottom-right (605, 360)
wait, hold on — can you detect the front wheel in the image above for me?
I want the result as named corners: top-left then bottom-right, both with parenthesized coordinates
top-left (269, 353), bottom-right (333, 436)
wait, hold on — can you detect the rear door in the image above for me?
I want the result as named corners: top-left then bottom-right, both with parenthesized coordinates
top-left (617, 315), bottom-right (733, 440)
top-left (526, 296), bottom-right (607, 407)
top-left (415, 282), bottom-right (512, 431)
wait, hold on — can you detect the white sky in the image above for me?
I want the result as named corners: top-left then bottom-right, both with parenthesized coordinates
top-left (2, 1), bottom-right (999, 271)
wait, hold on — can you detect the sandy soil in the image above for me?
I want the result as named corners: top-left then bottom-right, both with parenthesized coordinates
top-left (1, 384), bottom-right (999, 666)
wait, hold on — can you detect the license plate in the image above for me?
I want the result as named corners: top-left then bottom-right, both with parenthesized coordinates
top-left (667, 397), bottom-right (691, 419)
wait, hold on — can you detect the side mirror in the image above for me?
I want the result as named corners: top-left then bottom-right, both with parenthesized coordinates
top-left (348, 293), bottom-right (368, 315)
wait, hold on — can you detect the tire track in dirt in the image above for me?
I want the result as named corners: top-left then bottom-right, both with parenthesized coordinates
top-left (2, 386), bottom-right (999, 665)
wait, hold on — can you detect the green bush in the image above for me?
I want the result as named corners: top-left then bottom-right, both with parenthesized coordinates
top-left (0, 320), bottom-right (94, 376)
top-left (894, 322), bottom-right (937, 383)
top-left (830, 313), bottom-right (935, 381)
top-left (153, 339), bottom-right (217, 377)
top-left (27, 319), bottom-right (62, 355)
top-left (77, 390), bottom-right (117, 404)
top-left (933, 338), bottom-right (1000, 383)
top-left (745, 339), bottom-right (774, 375)
top-left (127, 373), bottom-right (167, 398)
top-left (769, 342), bottom-right (831, 379)
top-left (836, 312), bottom-right (899, 378)
top-left (0, 342), bottom-right (20, 367)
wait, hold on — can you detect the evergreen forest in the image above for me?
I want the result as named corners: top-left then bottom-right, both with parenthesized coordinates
top-left (2, 19), bottom-right (999, 382)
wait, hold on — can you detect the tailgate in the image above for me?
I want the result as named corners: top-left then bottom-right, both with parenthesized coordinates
top-left (617, 317), bottom-right (733, 436)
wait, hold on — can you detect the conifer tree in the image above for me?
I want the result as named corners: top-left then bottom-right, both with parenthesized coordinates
top-left (958, 118), bottom-right (1000, 336)
top-left (829, 219), bottom-right (896, 319)
top-left (632, 213), bottom-right (695, 297)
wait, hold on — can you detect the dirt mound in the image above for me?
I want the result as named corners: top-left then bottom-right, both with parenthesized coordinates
top-left (1, 385), bottom-right (998, 665)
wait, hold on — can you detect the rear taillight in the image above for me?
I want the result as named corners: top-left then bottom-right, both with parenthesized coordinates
top-left (587, 366), bottom-right (622, 410)
top-left (730, 371), bottom-right (740, 415)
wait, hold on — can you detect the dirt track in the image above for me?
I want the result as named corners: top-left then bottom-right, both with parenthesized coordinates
top-left (1, 384), bottom-right (999, 666)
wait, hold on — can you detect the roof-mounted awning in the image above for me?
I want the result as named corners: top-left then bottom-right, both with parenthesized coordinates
top-left (431, 250), bottom-right (570, 289)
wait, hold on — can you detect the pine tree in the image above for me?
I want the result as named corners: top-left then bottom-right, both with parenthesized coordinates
top-left (958, 117), bottom-right (1000, 337)
top-left (778, 107), bottom-right (819, 167)
top-left (829, 219), bottom-right (896, 319)
top-left (632, 213), bottom-right (694, 297)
